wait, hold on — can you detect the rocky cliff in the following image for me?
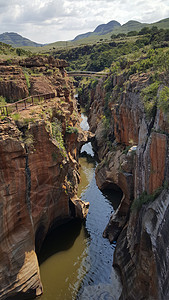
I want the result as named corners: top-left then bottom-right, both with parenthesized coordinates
top-left (80, 69), bottom-right (169, 299)
top-left (0, 56), bottom-right (89, 300)
top-left (0, 56), bottom-right (68, 101)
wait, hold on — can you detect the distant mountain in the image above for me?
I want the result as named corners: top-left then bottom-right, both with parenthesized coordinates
top-left (122, 20), bottom-right (145, 29)
top-left (0, 32), bottom-right (44, 47)
top-left (20, 17), bottom-right (169, 53)
top-left (94, 20), bottom-right (121, 34)
top-left (72, 18), bottom-right (169, 43)
top-left (73, 31), bottom-right (93, 41)
top-left (112, 18), bottom-right (169, 34)
top-left (73, 20), bottom-right (121, 41)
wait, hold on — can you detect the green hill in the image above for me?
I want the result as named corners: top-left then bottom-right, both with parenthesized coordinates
top-left (0, 32), bottom-right (43, 48)
top-left (21, 17), bottom-right (169, 54)
top-left (109, 18), bottom-right (169, 34)
top-left (51, 24), bottom-right (169, 72)
top-left (73, 20), bottom-right (121, 41)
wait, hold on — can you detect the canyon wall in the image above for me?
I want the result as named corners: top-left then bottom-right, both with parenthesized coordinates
top-left (0, 57), bottom-right (89, 300)
top-left (81, 71), bottom-right (169, 299)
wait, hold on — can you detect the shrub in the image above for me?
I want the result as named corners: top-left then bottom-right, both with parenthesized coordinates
top-left (131, 186), bottom-right (163, 212)
top-left (66, 126), bottom-right (78, 134)
top-left (104, 76), bottom-right (113, 92)
top-left (0, 96), bottom-right (6, 105)
top-left (51, 119), bottom-right (66, 157)
top-left (12, 113), bottom-right (20, 121)
top-left (24, 73), bottom-right (30, 90)
top-left (6, 59), bottom-right (12, 65)
top-left (141, 81), bottom-right (160, 118)
top-left (127, 31), bottom-right (138, 37)
top-left (158, 86), bottom-right (169, 114)
top-left (135, 37), bottom-right (150, 48)
top-left (23, 131), bottom-right (35, 151)
top-left (91, 79), bottom-right (98, 89)
top-left (46, 69), bottom-right (53, 75)
top-left (153, 49), bottom-right (169, 73)
top-left (138, 27), bottom-right (151, 35)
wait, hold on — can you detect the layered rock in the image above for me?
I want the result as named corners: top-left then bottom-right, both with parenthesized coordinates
top-left (0, 66), bottom-right (29, 101)
top-left (114, 189), bottom-right (169, 300)
top-left (0, 57), bottom-right (89, 300)
top-left (0, 56), bottom-right (69, 102)
top-left (83, 71), bottom-right (169, 299)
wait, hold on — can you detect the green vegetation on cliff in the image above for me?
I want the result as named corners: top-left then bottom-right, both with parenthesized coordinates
top-left (77, 25), bottom-right (169, 141)
top-left (158, 86), bottom-right (169, 114)
top-left (131, 181), bottom-right (169, 212)
top-left (52, 26), bottom-right (169, 72)
top-left (0, 41), bottom-right (32, 59)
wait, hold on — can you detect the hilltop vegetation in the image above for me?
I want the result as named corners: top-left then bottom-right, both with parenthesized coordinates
top-left (0, 18), bottom-right (169, 76)
top-left (52, 26), bottom-right (169, 72)
top-left (25, 17), bottom-right (169, 53)
top-left (11, 17), bottom-right (168, 55)
top-left (0, 42), bottom-right (32, 60)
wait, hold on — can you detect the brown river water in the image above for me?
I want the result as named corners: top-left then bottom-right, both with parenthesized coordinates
top-left (38, 112), bottom-right (122, 300)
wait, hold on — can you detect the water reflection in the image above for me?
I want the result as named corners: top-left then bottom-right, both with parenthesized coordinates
top-left (39, 220), bottom-right (84, 265)
top-left (80, 109), bottom-right (89, 132)
top-left (38, 111), bottom-right (122, 300)
top-left (77, 154), bottom-right (118, 299)
top-left (39, 221), bottom-right (89, 300)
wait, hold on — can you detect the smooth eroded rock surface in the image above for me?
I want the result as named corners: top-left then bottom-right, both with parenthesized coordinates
top-left (0, 57), bottom-right (90, 300)
top-left (83, 71), bottom-right (169, 299)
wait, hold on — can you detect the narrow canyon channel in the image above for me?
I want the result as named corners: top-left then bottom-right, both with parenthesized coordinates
top-left (38, 110), bottom-right (122, 300)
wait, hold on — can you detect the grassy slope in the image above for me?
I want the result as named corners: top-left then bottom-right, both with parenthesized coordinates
top-left (22, 18), bottom-right (169, 53)
top-left (0, 32), bottom-right (43, 48)
top-left (0, 42), bottom-right (32, 60)
top-left (50, 23), bottom-right (169, 72)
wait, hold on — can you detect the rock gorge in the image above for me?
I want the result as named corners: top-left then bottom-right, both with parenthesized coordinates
top-left (1, 49), bottom-right (169, 300)
top-left (0, 56), bottom-right (89, 300)
top-left (79, 69), bottom-right (169, 299)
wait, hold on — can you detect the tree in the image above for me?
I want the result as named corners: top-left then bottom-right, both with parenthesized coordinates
top-left (127, 31), bottom-right (138, 37)
top-left (138, 27), bottom-right (150, 35)
top-left (116, 33), bottom-right (126, 38)
top-left (111, 34), bottom-right (116, 40)
top-left (165, 29), bottom-right (169, 41)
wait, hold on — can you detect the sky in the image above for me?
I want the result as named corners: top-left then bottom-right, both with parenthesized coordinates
top-left (0, 0), bottom-right (169, 44)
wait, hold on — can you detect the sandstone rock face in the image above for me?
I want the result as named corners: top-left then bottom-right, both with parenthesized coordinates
top-left (0, 66), bottom-right (29, 101)
top-left (114, 190), bottom-right (169, 300)
top-left (0, 57), bottom-right (89, 300)
top-left (0, 121), bottom-right (42, 300)
top-left (30, 76), bottom-right (55, 95)
top-left (86, 72), bottom-right (169, 299)
top-left (0, 118), bottom-right (88, 300)
top-left (19, 56), bottom-right (68, 68)
top-left (135, 131), bottom-right (167, 197)
top-left (0, 56), bottom-right (69, 103)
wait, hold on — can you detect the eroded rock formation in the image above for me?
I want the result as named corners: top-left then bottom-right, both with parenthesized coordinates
top-left (0, 56), bottom-right (68, 102)
top-left (0, 57), bottom-right (89, 300)
top-left (0, 65), bottom-right (29, 101)
top-left (82, 71), bottom-right (169, 299)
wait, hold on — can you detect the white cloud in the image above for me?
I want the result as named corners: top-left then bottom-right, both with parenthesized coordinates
top-left (0, 0), bottom-right (168, 43)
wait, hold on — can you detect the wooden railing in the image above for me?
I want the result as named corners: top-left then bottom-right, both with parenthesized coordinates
top-left (0, 92), bottom-right (56, 116)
